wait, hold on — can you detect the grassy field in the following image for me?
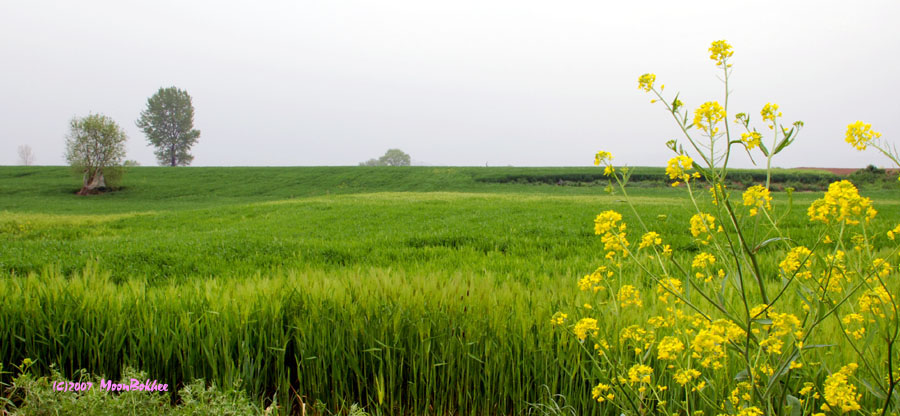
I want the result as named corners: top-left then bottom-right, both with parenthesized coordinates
top-left (1, 166), bottom-right (898, 415)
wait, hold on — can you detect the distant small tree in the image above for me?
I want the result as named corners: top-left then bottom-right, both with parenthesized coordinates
top-left (380, 148), bottom-right (411, 166)
top-left (359, 158), bottom-right (380, 166)
top-left (17, 145), bottom-right (35, 166)
top-left (136, 86), bottom-right (201, 166)
top-left (359, 149), bottom-right (411, 166)
top-left (65, 114), bottom-right (127, 195)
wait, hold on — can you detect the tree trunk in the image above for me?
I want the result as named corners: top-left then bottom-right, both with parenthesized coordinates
top-left (171, 144), bottom-right (176, 166)
top-left (77, 172), bottom-right (106, 195)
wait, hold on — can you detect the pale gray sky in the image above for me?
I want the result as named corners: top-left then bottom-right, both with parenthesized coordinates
top-left (2, 1), bottom-right (898, 168)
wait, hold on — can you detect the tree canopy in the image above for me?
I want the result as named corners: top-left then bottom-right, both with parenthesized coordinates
top-left (360, 149), bottom-right (411, 166)
top-left (64, 114), bottom-right (127, 195)
top-left (136, 86), bottom-right (201, 166)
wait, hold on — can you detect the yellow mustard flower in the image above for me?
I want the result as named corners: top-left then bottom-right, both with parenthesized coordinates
top-left (845, 120), bottom-right (881, 151)
top-left (591, 382), bottom-right (613, 403)
top-left (808, 180), bottom-right (876, 225)
top-left (666, 155), bottom-right (699, 186)
top-left (638, 231), bottom-right (662, 249)
top-left (550, 311), bottom-right (568, 326)
top-left (886, 224), bottom-right (900, 240)
top-left (780, 246), bottom-right (813, 280)
top-left (578, 265), bottom-right (613, 293)
top-left (742, 185), bottom-right (772, 216)
top-left (657, 336), bottom-right (684, 360)
top-left (594, 150), bottom-right (613, 166)
top-left (638, 73), bottom-right (656, 92)
top-left (842, 313), bottom-right (866, 340)
top-left (574, 318), bottom-right (599, 341)
top-left (594, 210), bottom-right (624, 235)
top-left (692, 252), bottom-right (716, 269)
top-left (690, 213), bottom-right (717, 243)
top-left (737, 407), bottom-right (764, 416)
top-left (693, 101), bottom-right (726, 135)
top-left (657, 277), bottom-right (683, 304)
top-left (823, 363), bottom-right (861, 413)
top-left (617, 285), bottom-right (643, 309)
top-left (627, 364), bottom-right (653, 385)
top-left (761, 103), bottom-right (782, 126)
top-left (691, 319), bottom-right (744, 369)
top-left (620, 325), bottom-right (654, 354)
top-left (858, 286), bottom-right (895, 320)
top-left (741, 131), bottom-right (762, 149)
top-left (708, 40), bottom-right (733, 66)
top-left (673, 368), bottom-right (701, 385)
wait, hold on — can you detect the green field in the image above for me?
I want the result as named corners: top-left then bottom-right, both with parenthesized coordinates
top-left (1, 166), bottom-right (898, 415)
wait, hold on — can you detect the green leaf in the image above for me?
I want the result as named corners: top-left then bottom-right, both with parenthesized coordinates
top-left (752, 237), bottom-right (792, 254)
top-left (786, 395), bottom-right (802, 416)
top-left (758, 141), bottom-right (770, 157)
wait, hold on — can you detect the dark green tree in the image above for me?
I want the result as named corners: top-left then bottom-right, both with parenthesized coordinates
top-left (136, 86), bottom-right (201, 166)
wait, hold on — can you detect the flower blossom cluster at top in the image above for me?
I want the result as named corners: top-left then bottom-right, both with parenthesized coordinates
top-left (845, 120), bottom-right (881, 151)
top-left (708, 40), bottom-right (733, 66)
top-left (807, 180), bottom-right (876, 225)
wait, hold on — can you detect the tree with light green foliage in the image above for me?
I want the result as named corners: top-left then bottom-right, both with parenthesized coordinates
top-left (136, 86), bottom-right (201, 166)
top-left (359, 148), bottom-right (411, 166)
top-left (64, 113), bottom-right (127, 195)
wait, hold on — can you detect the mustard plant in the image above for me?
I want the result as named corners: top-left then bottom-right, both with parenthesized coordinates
top-left (558, 40), bottom-right (900, 416)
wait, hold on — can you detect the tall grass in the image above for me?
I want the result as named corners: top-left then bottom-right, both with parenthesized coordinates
top-left (1, 265), bottom-right (599, 414)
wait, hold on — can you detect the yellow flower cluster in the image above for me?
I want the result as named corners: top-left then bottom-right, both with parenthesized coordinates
top-left (740, 131), bottom-right (762, 149)
top-left (690, 319), bottom-right (744, 369)
top-left (761, 103), bottom-right (782, 126)
top-left (845, 120), bottom-right (881, 151)
top-left (594, 210), bottom-right (629, 259)
top-left (673, 368), bottom-right (701, 385)
top-left (858, 286), bottom-right (895, 320)
top-left (841, 313), bottom-right (866, 340)
top-left (594, 151), bottom-right (616, 176)
top-left (550, 311), bottom-right (568, 326)
top-left (889, 224), bottom-right (900, 240)
top-left (627, 364), bottom-right (653, 385)
top-left (741, 185), bottom-right (772, 216)
top-left (656, 336), bottom-right (684, 360)
top-left (620, 325), bottom-right (654, 354)
top-left (689, 213), bottom-right (718, 243)
top-left (708, 40), bottom-right (733, 66)
top-left (779, 246), bottom-right (813, 280)
top-left (594, 210), bottom-right (624, 235)
top-left (638, 231), bottom-right (662, 249)
top-left (693, 101), bottom-right (726, 136)
top-left (574, 318), bottom-right (599, 341)
top-left (736, 407), bottom-right (764, 416)
top-left (578, 265), bottom-right (613, 293)
top-left (666, 155), bottom-right (700, 186)
top-left (822, 363), bottom-right (861, 413)
top-left (807, 180), bottom-right (876, 225)
top-left (759, 311), bottom-right (801, 355)
top-left (656, 277), bottom-right (683, 304)
top-left (617, 285), bottom-right (643, 309)
top-left (819, 250), bottom-right (853, 294)
top-left (601, 232), bottom-right (630, 260)
top-left (591, 383), bottom-right (614, 403)
top-left (691, 252), bottom-right (723, 283)
top-left (638, 73), bottom-right (656, 92)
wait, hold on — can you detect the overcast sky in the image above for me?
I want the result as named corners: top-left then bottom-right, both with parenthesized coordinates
top-left (2, 1), bottom-right (898, 168)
